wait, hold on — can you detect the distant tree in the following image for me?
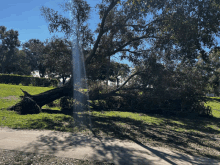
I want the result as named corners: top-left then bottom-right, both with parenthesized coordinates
top-left (196, 48), bottom-right (220, 96)
top-left (44, 37), bottom-right (73, 84)
top-left (4, 49), bottom-right (31, 75)
top-left (22, 39), bottom-right (47, 77)
top-left (0, 26), bottom-right (20, 74)
top-left (14, 50), bottom-right (32, 75)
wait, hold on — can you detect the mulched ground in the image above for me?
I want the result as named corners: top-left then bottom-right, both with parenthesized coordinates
top-left (0, 149), bottom-right (114, 165)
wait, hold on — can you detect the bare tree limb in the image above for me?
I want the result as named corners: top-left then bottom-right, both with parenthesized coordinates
top-left (20, 88), bottom-right (32, 99)
top-left (85, 0), bottom-right (119, 66)
top-left (109, 35), bottom-right (152, 56)
top-left (120, 49), bottom-right (151, 54)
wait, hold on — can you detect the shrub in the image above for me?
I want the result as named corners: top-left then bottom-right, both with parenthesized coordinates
top-left (60, 96), bottom-right (74, 110)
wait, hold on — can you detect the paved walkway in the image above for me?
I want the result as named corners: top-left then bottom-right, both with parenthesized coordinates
top-left (0, 127), bottom-right (219, 165)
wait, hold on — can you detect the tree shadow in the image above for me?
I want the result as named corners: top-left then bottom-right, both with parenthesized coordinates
top-left (20, 104), bottom-right (220, 163)
top-left (206, 97), bottom-right (220, 103)
top-left (20, 126), bottom-right (219, 165)
top-left (85, 112), bottom-right (220, 161)
top-left (88, 98), bottom-right (213, 118)
top-left (41, 109), bottom-right (61, 114)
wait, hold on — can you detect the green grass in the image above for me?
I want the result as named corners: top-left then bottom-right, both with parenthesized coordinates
top-left (0, 83), bottom-right (54, 97)
top-left (0, 83), bottom-right (92, 133)
top-left (0, 83), bottom-right (220, 160)
top-left (0, 83), bottom-right (55, 110)
top-left (0, 109), bottom-right (74, 131)
top-left (205, 97), bottom-right (220, 118)
top-left (91, 111), bottom-right (165, 125)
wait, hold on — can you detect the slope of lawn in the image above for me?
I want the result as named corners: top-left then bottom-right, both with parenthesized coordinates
top-left (205, 97), bottom-right (220, 118)
top-left (0, 83), bottom-right (220, 160)
top-left (0, 83), bottom-right (59, 110)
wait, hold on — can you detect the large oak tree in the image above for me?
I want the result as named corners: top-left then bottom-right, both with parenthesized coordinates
top-left (8, 0), bottom-right (220, 115)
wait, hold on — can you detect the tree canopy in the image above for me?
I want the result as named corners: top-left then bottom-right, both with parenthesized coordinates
top-left (40, 0), bottom-right (220, 70)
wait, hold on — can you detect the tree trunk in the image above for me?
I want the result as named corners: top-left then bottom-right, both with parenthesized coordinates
top-left (62, 76), bottom-right (66, 85)
top-left (105, 55), bottom-right (110, 89)
top-left (7, 76), bottom-right (107, 113)
top-left (7, 77), bottom-right (74, 112)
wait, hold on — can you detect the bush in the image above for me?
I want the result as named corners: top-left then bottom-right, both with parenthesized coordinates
top-left (60, 96), bottom-right (74, 110)
top-left (93, 64), bottom-right (212, 117)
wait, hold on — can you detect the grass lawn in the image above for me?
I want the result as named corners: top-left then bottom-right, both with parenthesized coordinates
top-left (205, 97), bottom-right (220, 118)
top-left (0, 83), bottom-right (220, 161)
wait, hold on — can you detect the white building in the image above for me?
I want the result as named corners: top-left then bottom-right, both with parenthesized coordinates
top-left (31, 70), bottom-right (69, 87)
top-left (99, 67), bottom-right (142, 87)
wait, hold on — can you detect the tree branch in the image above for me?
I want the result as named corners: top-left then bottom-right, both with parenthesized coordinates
top-left (120, 49), bottom-right (151, 54)
top-left (20, 88), bottom-right (32, 99)
top-left (85, 0), bottom-right (119, 66)
top-left (104, 24), bottom-right (147, 33)
top-left (103, 70), bottom-right (142, 96)
top-left (109, 35), bottom-right (151, 56)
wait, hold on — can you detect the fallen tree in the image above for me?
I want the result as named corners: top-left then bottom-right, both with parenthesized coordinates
top-left (7, 69), bottom-right (143, 114)
top-left (7, 63), bottom-right (212, 117)
top-left (7, 0), bottom-right (219, 117)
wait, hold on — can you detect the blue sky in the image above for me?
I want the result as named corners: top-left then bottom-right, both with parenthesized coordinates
top-left (1, 0), bottom-right (220, 69)
top-left (1, 0), bottom-right (134, 68)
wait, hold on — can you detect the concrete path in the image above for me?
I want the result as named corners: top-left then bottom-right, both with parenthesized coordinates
top-left (0, 127), bottom-right (219, 165)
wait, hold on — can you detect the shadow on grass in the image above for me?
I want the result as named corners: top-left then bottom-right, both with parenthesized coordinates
top-left (24, 109), bottom-right (90, 133)
top-left (27, 116), bottom-right (73, 132)
top-left (41, 109), bottom-right (61, 114)
top-left (20, 111), bottom-right (220, 165)
top-left (9, 104), bottom-right (220, 162)
top-left (206, 97), bottom-right (220, 102)
top-left (86, 112), bottom-right (220, 161)
top-left (36, 105), bottom-right (220, 161)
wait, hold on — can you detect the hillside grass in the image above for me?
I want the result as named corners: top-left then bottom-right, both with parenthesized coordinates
top-left (205, 97), bottom-right (220, 118)
top-left (0, 83), bottom-right (220, 160)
